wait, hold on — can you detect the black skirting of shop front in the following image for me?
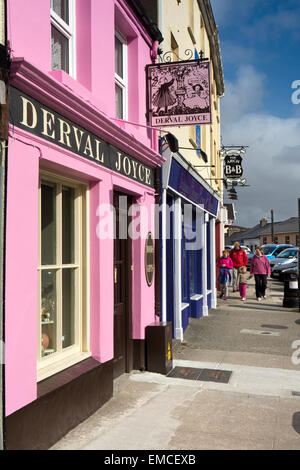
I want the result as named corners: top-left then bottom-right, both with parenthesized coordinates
top-left (5, 358), bottom-right (113, 450)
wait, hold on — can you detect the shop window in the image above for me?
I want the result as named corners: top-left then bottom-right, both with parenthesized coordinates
top-left (263, 237), bottom-right (267, 245)
top-left (38, 173), bottom-right (88, 381)
top-left (285, 236), bottom-right (290, 244)
top-left (274, 236), bottom-right (278, 244)
top-left (182, 242), bottom-right (188, 302)
top-left (51, 0), bottom-right (76, 77)
top-left (115, 30), bottom-right (127, 119)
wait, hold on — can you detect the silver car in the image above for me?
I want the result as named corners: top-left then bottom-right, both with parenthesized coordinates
top-left (270, 247), bottom-right (299, 275)
top-left (272, 261), bottom-right (298, 281)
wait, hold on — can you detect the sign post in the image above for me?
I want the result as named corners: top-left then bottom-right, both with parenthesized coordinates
top-left (298, 199), bottom-right (300, 313)
top-left (271, 209), bottom-right (274, 243)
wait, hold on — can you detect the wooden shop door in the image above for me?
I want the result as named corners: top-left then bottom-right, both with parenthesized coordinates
top-left (113, 192), bottom-right (132, 379)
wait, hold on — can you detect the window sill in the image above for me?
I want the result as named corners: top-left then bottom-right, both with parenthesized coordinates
top-left (181, 302), bottom-right (190, 311)
top-left (37, 356), bottom-right (104, 400)
top-left (191, 294), bottom-right (203, 301)
top-left (37, 351), bottom-right (92, 383)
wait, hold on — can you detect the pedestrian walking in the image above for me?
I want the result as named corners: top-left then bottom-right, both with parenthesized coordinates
top-left (217, 249), bottom-right (233, 300)
top-left (229, 242), bottom-right (248, 292)
top-left (238, 265), bottom-right (251, 301)
top-left (250, 246), bottom-right (271, 301)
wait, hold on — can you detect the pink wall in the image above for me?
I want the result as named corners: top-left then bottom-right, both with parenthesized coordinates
top-left (5, 138), bottom-right (39, 416)
top-left (6, 126), bottom-right (157, 416)
top-left (6, 0), bottom-right (162, 416)
top-left (8, 0), bottom-right (154, 145)
top-left (6, 0), bottom-right (162, 414)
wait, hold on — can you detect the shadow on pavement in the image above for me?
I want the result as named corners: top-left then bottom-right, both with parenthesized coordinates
top-left (292, 412), bottom-right (300, 435)
top-left (228, 304), bottom-right (284, 311)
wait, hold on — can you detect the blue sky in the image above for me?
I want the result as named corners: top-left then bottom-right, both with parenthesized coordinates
top-left (212, 0), bottom-right (300, 118)
top-left (210, 0), bottom-right (300, 227)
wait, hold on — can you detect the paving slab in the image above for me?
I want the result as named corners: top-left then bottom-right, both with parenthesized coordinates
top-left (52, 279), bottom-right (300, 451)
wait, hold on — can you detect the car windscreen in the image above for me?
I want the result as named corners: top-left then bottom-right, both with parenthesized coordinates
top-left (277, 249), bottom-right (298, 258)
top-left (262, 246), bottom-right (276, 255)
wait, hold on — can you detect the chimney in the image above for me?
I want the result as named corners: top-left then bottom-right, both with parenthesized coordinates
top-left (260, 217), bottom-right (268, 228)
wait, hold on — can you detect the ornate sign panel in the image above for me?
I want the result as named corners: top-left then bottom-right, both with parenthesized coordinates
top-left (145, 232), bottom-right (155, 287)
top-left (147, 60), bottom-right (212, 127)
top-left (224, 154), bottom-right (243, 179)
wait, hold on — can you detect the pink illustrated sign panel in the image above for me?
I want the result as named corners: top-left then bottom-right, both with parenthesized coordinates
top-left (147, 60), bottom-right (212, 127)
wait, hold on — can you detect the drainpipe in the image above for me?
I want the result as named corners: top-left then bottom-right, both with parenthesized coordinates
top-left (150, 40), bottom-right (159, 62)
top-left (0, 0), bottom-right (9, 450)
top-left (157, 0), bottom-right (164, 39)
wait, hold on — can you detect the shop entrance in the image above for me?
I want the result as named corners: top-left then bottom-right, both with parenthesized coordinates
top-left (113, 192), bottom-right (132, 379)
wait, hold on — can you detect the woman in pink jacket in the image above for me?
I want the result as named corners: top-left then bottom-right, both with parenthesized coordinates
top-left (250, 246), bottom-right (271, 301)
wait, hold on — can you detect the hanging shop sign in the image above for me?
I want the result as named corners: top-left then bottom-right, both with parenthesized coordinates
top-left (145, 232), bottom-right (155, 287)
top-left (10, 87), bottom-right (154, 188)
top-left (146, 60), bottom-right (212, 127)
top-left (224, 154), bottom-right (243, 179)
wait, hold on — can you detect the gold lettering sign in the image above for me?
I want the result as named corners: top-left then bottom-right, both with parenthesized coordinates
top-left (145, 232), bottom-right (155, 287)
top-left (10, 87), bottom-right (154, 188)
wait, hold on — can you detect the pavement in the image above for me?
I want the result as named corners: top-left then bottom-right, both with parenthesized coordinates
top-left (51, 278), bottom-right (300, 450)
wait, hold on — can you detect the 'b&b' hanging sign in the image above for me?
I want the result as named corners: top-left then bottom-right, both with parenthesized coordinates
top-left (224, 154), bottom-right (243, 178)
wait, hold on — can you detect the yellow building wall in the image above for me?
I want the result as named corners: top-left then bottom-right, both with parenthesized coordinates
top-left (159, 0), bottom-right (222, 196)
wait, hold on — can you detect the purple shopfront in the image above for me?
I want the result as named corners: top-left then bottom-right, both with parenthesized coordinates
top-left (5, 0), bottom-right (163, 449)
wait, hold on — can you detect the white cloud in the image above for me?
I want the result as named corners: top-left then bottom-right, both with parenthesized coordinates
top-left (221, 67), bottom-right (300, 227)
top-left (211, 0), bottom-right (300, 46)
top-left (222, 65), bottom-right (266, 125)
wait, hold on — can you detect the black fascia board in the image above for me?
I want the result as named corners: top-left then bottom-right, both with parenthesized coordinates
top-left (124, 0), bottom-right (164, 44)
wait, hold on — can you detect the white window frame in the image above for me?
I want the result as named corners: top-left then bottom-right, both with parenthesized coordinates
top-left (51, 0), bottom-right (76, 78)
top-left (115, 29), bottom-right (128, 120)
top-left (37, 171), bottom-right (90, 382)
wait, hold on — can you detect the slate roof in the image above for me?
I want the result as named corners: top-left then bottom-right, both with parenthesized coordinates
top-left (226, 217), bottom-right (299, 245)
top-left (259, 217), bottom-right (299, 235)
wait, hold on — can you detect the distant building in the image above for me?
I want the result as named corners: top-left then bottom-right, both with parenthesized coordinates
top-left (259, 217), bottom-right (299, 247)
top-left (226, 225), bottom-right (248, 239)
top-left (226, 217), bottom-right (299, 252)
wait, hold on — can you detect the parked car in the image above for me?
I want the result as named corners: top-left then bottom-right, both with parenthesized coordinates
top-left (247, 244), bottom-right (295, 270)
top-left (270, 247), bottom-right (299, 274)
top-left (261, 244), bottom-right (295, 259)
top-left (272, 261), bottom-right (298, 281)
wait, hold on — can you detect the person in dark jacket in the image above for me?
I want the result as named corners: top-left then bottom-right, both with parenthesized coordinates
top-left (230, 242), bottom-right (248, 292)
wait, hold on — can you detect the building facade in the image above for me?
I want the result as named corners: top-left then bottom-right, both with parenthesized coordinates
top-left (5, 0), bottom-right (164, 449)
top-left (259, 218), bottom-right (299, 247)
top-left (141, 0), bottom-right (225, 338)
top-left (227, 217), bottom-right (300, 252)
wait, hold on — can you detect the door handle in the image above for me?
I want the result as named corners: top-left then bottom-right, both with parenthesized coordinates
top-left (114, 267), bottom-right (118, 284)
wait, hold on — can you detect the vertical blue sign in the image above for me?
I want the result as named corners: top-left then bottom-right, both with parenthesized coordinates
top-left (195, 49), bottom-right (201, 158)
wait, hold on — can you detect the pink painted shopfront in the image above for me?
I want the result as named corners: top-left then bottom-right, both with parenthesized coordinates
top-left (5, 0), bottom-right (163, 449)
